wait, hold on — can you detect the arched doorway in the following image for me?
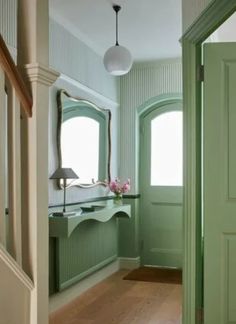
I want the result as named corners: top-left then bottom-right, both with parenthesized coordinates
top-left (139, 96), bottom-right (183, 268)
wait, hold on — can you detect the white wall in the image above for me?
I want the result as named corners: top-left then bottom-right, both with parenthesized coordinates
top-left (0, 1), bottom-right (120, 205)
top-left (48, 20), bottom-right (120, 205)
top-left (49, 20), bottom-right (119, 103)
top-left (120, 59), bottom-right (182, 193)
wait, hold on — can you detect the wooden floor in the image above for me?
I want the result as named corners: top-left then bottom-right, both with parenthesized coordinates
top-left (50, 270), bottom-right (182, 324)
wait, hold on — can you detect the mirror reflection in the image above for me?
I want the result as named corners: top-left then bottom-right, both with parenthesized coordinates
top-left (57, 90), bottom-right (111, 188)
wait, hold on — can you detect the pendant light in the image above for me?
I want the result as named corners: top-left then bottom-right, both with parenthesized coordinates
top-left (103, 5), bottom-right (133, 76)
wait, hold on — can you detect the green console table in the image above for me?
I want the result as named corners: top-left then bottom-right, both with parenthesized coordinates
top-left (49, 204), bottom-right (131, 238)
top-left (49, 203), bottom-right (131, 293)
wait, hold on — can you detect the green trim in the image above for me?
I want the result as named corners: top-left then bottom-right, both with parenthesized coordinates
top-left (182, 1), bottom-right (236, 324)
top-left (135, 93), bottom-right (182, 193)
top-left (137, 93), bottom-right (182, 117)
top-left (59, 255), bottom-right (117, 291)
top-left (182, 0), bottom-right (236, 43)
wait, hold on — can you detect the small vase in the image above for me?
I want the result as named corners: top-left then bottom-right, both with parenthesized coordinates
top-left (113, 194), bottom-right (123, 205)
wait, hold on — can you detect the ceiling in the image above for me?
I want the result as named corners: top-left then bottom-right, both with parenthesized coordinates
top-left (49, 0), bottom-right (182, 62)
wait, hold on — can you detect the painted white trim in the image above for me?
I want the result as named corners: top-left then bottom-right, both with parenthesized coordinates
top-left (119, 257), bottom-right (141, 270)
top-left (49, 259), bottom-right (120, 313)
top-left (56, 74), bottom-right (119, 109)
top-left (25, 63), bottom-right (60, 86)
top-left (0, 244), bottom-right (34, 290)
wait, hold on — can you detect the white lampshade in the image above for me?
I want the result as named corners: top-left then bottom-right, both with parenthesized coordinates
top-left (103, 45), bottom-right (133, 76)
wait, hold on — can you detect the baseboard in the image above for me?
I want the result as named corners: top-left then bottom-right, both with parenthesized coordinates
top-left (119, 257), bottom-right (141, 270)
top-left (59, 255), bottom-right (117, 291)
top-left (49, 259), bottom-right (120, 313)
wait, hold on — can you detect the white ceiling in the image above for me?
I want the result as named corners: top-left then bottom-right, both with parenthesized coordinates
top-left (49, 0), bottom-right (182, 62)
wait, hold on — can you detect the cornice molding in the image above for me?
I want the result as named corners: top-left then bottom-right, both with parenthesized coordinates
top-left (25, 63), bottom-right (60, 86)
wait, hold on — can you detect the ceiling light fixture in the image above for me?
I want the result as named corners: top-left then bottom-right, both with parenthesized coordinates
top-left (103, 5), bottom-right (133, 76)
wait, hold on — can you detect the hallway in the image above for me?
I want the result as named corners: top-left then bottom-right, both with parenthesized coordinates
top-left (50, 270), bottom-right (182, 324)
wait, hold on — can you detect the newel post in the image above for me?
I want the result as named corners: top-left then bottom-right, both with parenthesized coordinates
top-left (17, 0), bottom-right (59, 323)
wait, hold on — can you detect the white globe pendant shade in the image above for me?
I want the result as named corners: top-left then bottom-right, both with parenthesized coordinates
top-left (103, 45), bottom-right (133, 76)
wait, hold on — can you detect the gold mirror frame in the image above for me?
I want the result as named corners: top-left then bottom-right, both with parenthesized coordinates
top-left (56, 89), bottom-right (111, 188)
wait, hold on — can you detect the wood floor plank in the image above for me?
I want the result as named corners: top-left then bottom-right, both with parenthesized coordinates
top-left (49, 270), bottom-right (182, 324)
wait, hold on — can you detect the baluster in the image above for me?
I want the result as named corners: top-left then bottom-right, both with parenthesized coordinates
top-left (6, 79), bottom-right (22, 265)
top-left (0, 67), bottom-right (6, 247)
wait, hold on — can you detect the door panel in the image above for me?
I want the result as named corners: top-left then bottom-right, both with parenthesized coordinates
top-left (140, 102), bottom-right (183, 268)
top-left (203, 43), bottom-right (236, 323)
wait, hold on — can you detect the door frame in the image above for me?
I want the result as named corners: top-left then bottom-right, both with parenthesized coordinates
top-left (138, 96), bottom-right (183, 267)
top-left (182, 1), bottom-right (236, 323)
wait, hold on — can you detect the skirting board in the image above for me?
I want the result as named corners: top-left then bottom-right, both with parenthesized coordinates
top-left (49, 256), bottom-right (141, 313)
top-left (49, 259), bottom-right (120, 313)
top-left (119, 257), bottom-right (141, 270)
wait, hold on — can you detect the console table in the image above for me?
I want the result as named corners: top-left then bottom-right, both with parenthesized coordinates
top-left (49, 204), bottom-right (131, 238)
top-left (49, 203), bottom-right (131, 293)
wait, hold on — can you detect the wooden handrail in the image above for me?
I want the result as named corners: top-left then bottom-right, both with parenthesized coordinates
top-left (0, 33), bottom-right (32, 117)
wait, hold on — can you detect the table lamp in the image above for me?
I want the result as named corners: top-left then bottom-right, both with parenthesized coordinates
top-left (50, 167), bottom-right (79, 216)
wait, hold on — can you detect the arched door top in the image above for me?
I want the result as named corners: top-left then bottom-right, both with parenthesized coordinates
top-left (137, 93), bottom-right (182, 118)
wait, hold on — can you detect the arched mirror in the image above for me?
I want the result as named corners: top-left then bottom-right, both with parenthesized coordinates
top-left (57, 89), bottom-right (111, 188)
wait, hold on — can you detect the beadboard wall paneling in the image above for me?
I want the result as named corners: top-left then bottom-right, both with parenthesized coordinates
top-left (182, 0), bottom-right (212, 33)
top-left (49, 19), bottom-right (119, 103)
top-left (50, 218), bottom-right (117, 293)
top-left (120, 59), bottom-right (182, 193)
top-left (0, 0), bottom-right (17, 48)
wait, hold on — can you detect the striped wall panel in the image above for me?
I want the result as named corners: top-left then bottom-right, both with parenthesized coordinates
top-left (120, 59), bottom-right (182, 193)
top-left (50, 218), bottom-right (118, 293)
top-left (49, 19), bottom-right (119, 103)
top-left (0, 0), bottom-right (17, 48)
top-left (182, 0), bottom-right (212, 32)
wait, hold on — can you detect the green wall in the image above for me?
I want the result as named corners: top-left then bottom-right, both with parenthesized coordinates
top-left (49, 217), bottom-right (117, 295)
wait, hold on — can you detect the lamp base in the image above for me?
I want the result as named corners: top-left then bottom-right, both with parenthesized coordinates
top-left (52, 211), bottom-right (77, 217)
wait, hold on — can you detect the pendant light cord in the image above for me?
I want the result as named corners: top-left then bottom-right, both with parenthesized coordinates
top-left (113, 5), bottom-right (121, 46)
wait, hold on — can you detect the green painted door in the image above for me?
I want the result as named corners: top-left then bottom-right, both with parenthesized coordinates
top-left (140, 102), bottom-right (183, 268)
top-left (203, 43), bottom-right (236, 323)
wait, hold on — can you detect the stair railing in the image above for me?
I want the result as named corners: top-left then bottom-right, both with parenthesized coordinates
top-left (0, 33), bottom-right (32, 265)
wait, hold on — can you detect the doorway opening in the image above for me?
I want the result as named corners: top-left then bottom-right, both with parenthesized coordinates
top-left (182, 3), bottom-right (236, 323)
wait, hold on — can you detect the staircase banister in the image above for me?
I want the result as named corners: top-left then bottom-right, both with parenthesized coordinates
top-left (0, 33), bottom-right (32, 117)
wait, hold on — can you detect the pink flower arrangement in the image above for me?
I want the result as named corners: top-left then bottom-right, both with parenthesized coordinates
top-left (109, 178), bottom-right (131, 196)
